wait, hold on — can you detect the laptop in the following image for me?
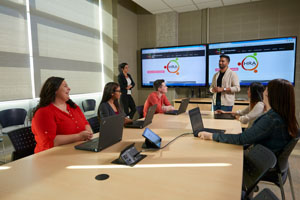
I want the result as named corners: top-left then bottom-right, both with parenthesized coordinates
top-left (214, 113), bottom-right (236, 120)
top-left (189, 107), bottom-right (225, 137)
top-left (74, 114), bottom-right (124, 152)
top-left (164, 98), bottom-right (190, 115)
top-left (124, 104), bottom-right (157, 129)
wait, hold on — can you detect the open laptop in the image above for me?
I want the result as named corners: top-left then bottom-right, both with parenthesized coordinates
top-left (74, 114), bottom-right (124, 152)
top-left (214, 113), bottom-right (235, 120)
top-left (189, 107), bottom-right (225, 137)
top-left (164, 98), bottom-right (190, 115)
top-left (125, 104), bottom-right (157, 129)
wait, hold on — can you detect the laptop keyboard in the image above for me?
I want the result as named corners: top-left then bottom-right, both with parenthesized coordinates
top-left (132, 120), bottom-right (144, 125)
top-left (166, 110), bottom-right (178, 114)
top-left (79, 137), bottom-right (98, 148)
top-left (203, 128), bottom-right (225, 134)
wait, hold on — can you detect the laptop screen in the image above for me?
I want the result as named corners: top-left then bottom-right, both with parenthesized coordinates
top-left (189, 107), bottom-right (204, 133)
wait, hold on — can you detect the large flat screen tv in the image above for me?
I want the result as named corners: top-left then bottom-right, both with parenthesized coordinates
top-left (208, 36), bottom-right (297, 86)
top-left (141, 45), bottom-right (207, 87)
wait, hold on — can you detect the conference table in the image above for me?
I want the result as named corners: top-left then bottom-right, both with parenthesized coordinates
top-left (0, 111), bottom-right (243, 200)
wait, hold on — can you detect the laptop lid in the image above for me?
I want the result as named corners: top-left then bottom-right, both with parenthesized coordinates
top-left (98, 114), bottom-right (124, 151)
top-left (143, 104), bottom-right (157, 127)
top-left (188, 107), bottom-right (205, 134)
top-left (177, 98), bottom-right (190, 114)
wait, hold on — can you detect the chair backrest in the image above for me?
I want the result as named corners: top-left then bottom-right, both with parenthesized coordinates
top-left (136, 105), bottom-right (144, 119)
top-left (0, 108), bottom-right (27, 128)
top-left (7, 127), bottom-right (36, 160)
top-left (87, 116), bottom-right (100, 134)
top-left (243, 144), bottom-right (277, 196)
top-left (82, 99), bottom-right (96, 112)
top-left (253, 188), bottom-right (279, 200)
top-left (277, 135), bottom-right (299, 172)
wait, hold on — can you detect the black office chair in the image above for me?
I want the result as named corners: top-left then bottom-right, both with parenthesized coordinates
top-left (136, 105), bottom-right (144, 119)
top-left (253, 188), bottom-right (279, 200)
top-left (87, 116), bottom-right (100, 134)
top-left (82, 99), bottom-right (96, 112)
top-left (0, 108), bottom-right (27, 134)
top-left (7, 127), bottom-right (36, 161)
top-left (260, 135), bottom-right (299, 200)
top-left (0, 137), bottom-right (5, 163)
top-left (243, 144), bottom-right (277, 200)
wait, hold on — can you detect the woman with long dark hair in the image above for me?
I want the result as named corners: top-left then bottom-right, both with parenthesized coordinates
top-left (32, 77), bottom-right (93, 153)
top-left (98, 82), bottom-right (132, 124)
top-left (219, 82), bottom-right (265, 128)
top-left (199, 79), bottom-right (298, 153)
top-left (118, 63), bottom-right (136, 119)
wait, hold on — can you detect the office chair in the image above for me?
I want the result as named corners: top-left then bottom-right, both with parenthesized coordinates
top-left (243, 144), bottom-right (277, 200)
top-left (7, 127), bottom-right (36, 161)
top-left (82, 99), bottom-right (96, 112)
top-left (0, 108), bottom-right (27, 134)
top-left (260, 135), bottom-right (299, 200)
top-left (136, 105), bottom-right (144, 119)
top-left (0, 137), bottom-right (5, 163)
top-left (87, 116), bottom-right (100, 134)
top-left (253, 188), bottom-right (279, 200)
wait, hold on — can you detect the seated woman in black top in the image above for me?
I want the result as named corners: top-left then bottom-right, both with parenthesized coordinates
top-left (198, 79), bottom-right (298, 154)
top-left (98, 82), bottom-right (132, 124)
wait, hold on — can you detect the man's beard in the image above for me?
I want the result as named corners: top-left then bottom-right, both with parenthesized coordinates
top-left (219, 65), bottom-right (226, 69)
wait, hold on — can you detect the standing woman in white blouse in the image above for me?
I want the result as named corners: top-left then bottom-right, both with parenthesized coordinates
top-left (118, 63), bottom-right (136, 119)
top-left (220, 82), bottom-right (265, 129)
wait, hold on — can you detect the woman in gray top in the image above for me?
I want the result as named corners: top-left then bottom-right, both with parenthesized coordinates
top-left (199, 79), bottom-right (298, 154)
top-left (219, 82), bottom-right (265, 129)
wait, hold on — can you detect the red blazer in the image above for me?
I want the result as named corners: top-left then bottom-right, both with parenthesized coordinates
top-left (32, 103), bottom-right (89, 153)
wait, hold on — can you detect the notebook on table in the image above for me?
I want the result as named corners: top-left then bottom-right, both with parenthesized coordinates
top-left (124, 104), bottom-right (157, 129)
top-left (164, 98), bottom-right (190, 115)
top-left (214, 113), bottom-right (235, 120)
top-left (189, 107), bottom-right (225, 137)
top-left (74, 114), bottom-right (124, 152)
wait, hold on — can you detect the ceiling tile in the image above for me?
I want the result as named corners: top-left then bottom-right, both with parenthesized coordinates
top-left (222, 0), bottom-right (250, 6)
top-left (152, 8), bottom-right (174, 14)
top-left (173, 4), bottom-right (198, 13)
top-left (193, 0), bottom-right (220, 4)
top-left (196, 0), bottom-right (223, 9)
top-left (132, 0), bottom-right (169, 12)
top-left (163, 0), bottom-right (194, 7)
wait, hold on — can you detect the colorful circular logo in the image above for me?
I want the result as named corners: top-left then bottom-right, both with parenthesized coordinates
top-left (238, 53), bottom-right (258, 73)
top-left (164, 58), bottom-right (180, 75)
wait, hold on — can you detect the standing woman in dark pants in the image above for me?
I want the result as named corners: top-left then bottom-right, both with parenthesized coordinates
top-left (118, 63), bottom-right (136, 119)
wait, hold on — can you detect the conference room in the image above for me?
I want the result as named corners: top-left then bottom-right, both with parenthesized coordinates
top-left (0, 0), bottom-right (300, 199)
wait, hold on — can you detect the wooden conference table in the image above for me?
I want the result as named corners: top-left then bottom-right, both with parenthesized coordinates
top-left (0, 111), bottom-right (243, 200)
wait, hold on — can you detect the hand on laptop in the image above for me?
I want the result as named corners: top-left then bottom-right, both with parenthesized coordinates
top-left (124, 117), bottom-right (133, 125)
top-left (79, 130), bottom-right (93, 141)
top-left (162, 105), bottom-right (175, 112)
top-left (197, 131), bottom-right (213, 140)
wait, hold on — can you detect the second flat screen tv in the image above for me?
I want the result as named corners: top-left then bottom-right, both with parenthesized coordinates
top-left (141, 45), bottom-right (207, 87)
top-left (208, 37), bottom-right (297, 86)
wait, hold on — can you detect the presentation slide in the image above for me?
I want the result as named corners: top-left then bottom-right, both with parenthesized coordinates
top-left (208, 37), bottom-right (297, 85)
top-left (141, 45), bottom-right (207, 87)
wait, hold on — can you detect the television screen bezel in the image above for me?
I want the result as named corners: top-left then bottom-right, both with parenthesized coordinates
top-left (207, 36), bottom-right (297, 86)
top-left (140, 44), bottom-right (208, 88)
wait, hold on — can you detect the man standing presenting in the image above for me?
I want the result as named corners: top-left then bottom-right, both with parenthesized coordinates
top-left (209, 54), bottom-right (240, 111)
